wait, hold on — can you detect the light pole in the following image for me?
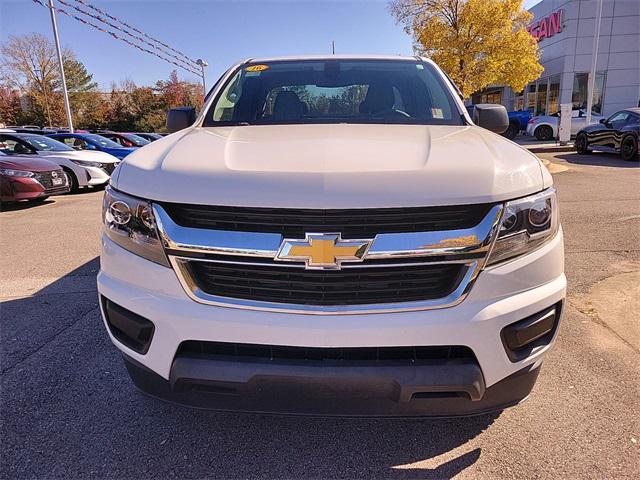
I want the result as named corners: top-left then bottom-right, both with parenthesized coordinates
top-left (48, 0), bottom-right (73, 132)
top-left (196, 59), bottom-right (208, 97)
top-left (585, 0), bottom-right (603, 126)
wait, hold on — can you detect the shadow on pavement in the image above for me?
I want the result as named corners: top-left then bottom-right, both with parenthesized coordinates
top-left (1, 258), bottom-right (498, 479)
top-left (0, 185), bottom-right (105, 213)
top-left (556, 151), bottom-right (639, 168)
top-left (0, 198), bottom-right (55, 212)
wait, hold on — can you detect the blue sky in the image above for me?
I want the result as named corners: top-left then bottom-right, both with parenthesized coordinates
top-left (0, 0), bottom-right (542, 90)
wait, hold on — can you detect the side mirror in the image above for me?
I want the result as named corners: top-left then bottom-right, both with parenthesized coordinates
top-left (167, 107), bottom-right (196, 133)
top-left (472, 104), bottom-right (509, 134)
top-left (599, 118), bottom-right (607, 124)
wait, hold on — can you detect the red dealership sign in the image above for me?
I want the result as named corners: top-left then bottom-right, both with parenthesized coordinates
top-left (527, 9), bottom-right (563, 41)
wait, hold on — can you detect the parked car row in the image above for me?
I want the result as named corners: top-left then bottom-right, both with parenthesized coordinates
top-left (465, 105), bottom-right (639, 155)
top-left (0, 128), bottom-right (164, 204)
top-left (48, 133), bottom-right (136, 160)
top-left (5, 125), bottom-right (168, 139)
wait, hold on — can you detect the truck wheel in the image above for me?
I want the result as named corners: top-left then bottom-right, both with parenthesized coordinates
top-left (502, 122), bottom-right (519, 140)
top-left (534, 125), bottom-right (553, 141)
top-left (620, 135), bottom-right (639, 162)
top-left (62, 168), bottom-right (79, 193)
top-left (575, 133), bottom-right (592, 154)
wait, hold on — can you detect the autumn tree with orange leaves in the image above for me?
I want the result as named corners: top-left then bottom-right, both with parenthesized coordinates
top-left (390, 0), bottom-right (543, 98)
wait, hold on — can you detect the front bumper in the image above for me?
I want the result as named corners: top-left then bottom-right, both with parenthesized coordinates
top-left (122, 352), bottom-right (541, 417)
top-left (0, 176), bottom-right (68, 201)
top-left (79, 165), bottom-right (117, 187)
top-left (525, 123), bottom-right (535, 136)
top-left (98, 230), bottom-right (565, 416)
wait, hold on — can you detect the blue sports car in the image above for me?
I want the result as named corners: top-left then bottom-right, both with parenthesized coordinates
top-left (47, 133), bottom-right (137, 160)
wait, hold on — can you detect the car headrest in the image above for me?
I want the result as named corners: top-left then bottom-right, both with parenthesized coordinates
top-left (273, 91), bottom-right (304, 121)
top-left (359, 83), bottom-right (395, 114)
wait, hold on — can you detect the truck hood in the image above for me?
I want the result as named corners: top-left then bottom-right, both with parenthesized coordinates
top-left (115, 124), bottom-right (546, 208)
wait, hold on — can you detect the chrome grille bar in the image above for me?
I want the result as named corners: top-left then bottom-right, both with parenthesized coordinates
top-left (153, 204), bottom-right (503, 260)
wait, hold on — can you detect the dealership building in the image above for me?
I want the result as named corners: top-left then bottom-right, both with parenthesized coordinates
top-left (472, 0), bottom-right (640, 117)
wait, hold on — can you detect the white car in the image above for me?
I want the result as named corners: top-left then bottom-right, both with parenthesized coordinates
top-left (0, 132), bottom-right (119, 192)
top-left (98, 55), bottom-right (565, 416)
top-left (526, 109), bottom-right (604, 141)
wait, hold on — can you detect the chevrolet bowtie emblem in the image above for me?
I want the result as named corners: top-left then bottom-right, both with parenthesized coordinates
top-left (275, 233), bottom-right (373, 270)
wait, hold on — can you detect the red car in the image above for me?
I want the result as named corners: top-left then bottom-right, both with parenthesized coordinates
top-left (0, 153), bottom-right (70, 203)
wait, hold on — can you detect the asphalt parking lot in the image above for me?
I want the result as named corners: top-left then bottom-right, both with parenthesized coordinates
top-left (1, 151), bottom-right (639, 479)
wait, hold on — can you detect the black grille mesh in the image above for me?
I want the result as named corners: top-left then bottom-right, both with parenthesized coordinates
top-left (102, 163), bottom-right (117, 175)
top-left (177, 340), bottom-right (476, 365)
top-left (33, 170), bottom-right (66, 191)
top-left (186, 260), bottom-right (465, 306)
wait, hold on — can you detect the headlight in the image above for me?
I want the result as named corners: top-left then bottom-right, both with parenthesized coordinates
top-left (71, 159), bottom-right (103, 168)
top-left (0, 168), bottom-right (34, 177)
top-left (486, 188), bottom-right (559, 265)
top-left (103, 186), bottom-right (169, 267)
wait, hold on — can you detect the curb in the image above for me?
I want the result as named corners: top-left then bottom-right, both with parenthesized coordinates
top-left (540, 157), bottom-right (570, 173)
top-left (526, 145), bottom-right (575, 154)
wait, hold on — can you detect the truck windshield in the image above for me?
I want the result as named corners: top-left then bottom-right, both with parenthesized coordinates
top-left (203, 60), bottom-right (463, 127)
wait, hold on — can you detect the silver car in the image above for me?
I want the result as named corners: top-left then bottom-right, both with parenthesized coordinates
top-left (526, 109), bottom-right (604, 141)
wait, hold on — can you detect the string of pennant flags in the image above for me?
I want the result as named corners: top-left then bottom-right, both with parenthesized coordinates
top-left (30, 0), bottom-right (202, 78)
top-left (71, 0), bottom-right (199, 67)
top-left (56, 0), bottom-right (199, 73)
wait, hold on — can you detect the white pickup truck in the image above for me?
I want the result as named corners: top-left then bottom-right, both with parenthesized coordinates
top-left (98, 55), bottom-right (565, 416)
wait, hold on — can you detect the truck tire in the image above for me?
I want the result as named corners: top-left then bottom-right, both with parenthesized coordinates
top-left (502, 121), bottom-right (520, 140)
top-left (534, 125), bottom-right (553, 141)
top-left (620, 135), bottom-right (639, 162)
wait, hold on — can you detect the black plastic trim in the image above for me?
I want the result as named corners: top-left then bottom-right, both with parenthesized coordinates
top-left (501, 302), bottom-right (563, 362)
top-left (102, 296), bottom-right (155, 354)
top-left (121, 353), bottom-right (542, 417)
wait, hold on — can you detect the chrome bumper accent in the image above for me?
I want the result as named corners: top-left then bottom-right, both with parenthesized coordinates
top-left (152, 203), bottom-right (504, 314)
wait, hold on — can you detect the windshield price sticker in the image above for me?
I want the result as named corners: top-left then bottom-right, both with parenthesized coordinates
top-left (245, 64), bottom-right (270, 72)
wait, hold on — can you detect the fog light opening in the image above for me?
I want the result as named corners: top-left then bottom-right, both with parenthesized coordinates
top-left (501, 302), bottom-right (562, 362)
top-left (101, 296), bottom-right (155, 354)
